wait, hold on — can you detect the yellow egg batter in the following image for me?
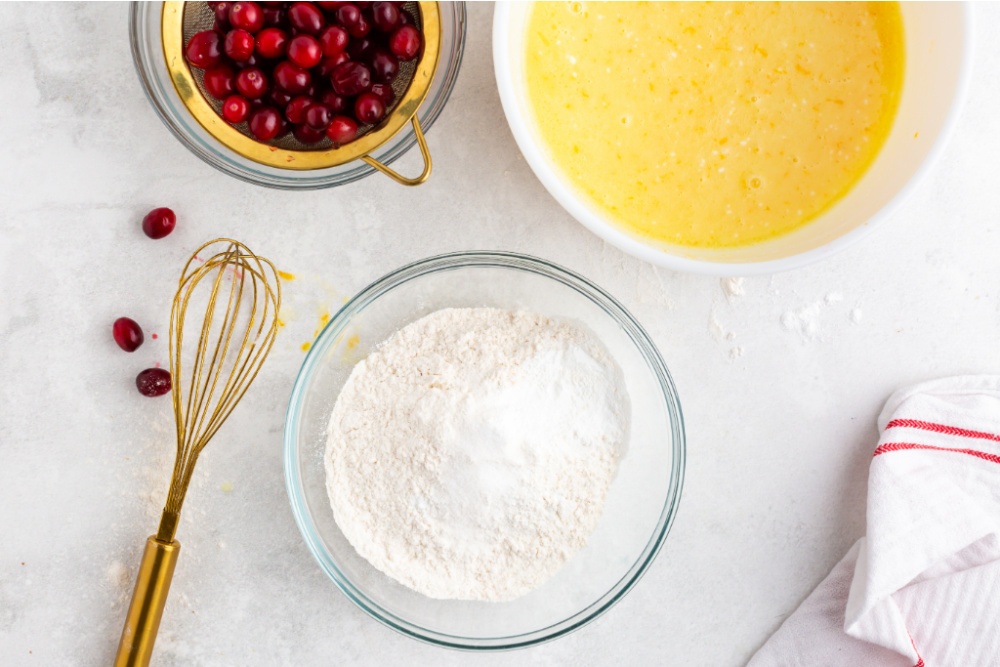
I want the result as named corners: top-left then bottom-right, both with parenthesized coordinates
top-left (525, 2), bottom-right (904, 248)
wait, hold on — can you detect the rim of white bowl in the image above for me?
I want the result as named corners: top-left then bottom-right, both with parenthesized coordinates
top-left (493, 4), bottom-right (975, 276)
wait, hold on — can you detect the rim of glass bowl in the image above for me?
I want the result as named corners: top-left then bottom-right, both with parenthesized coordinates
top-left (283, 251), bottom-right (686, 650)
top-left (128, 2), bottom-right (467, 190)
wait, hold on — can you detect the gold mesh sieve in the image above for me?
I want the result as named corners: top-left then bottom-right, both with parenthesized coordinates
top-left (161, 1), bottom-right (440, 184)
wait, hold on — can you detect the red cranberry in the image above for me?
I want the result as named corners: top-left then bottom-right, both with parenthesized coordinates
top-left (304, 103), bottom-right (334, 130)
top-left (202, 64), bottom-right (235, 99)
top-left (287, 34), bottom-right (323, 68)
top-left (235, 67), bottom-right (269, 99)
top-left (288, 2), bottom-right (326, 35)
top-left (330, 61), bottom-right (371, 96)
top-left (224, 28), bottom-right (255, 61)
top-left (346, 36), bottom-right (375, 60)
top-left (397, 9), bottom-right (412, 26)
top-left (315, 1), bottom-right (346, 10)
top-left (213, 1), bottom-right (232, 27)
top-left (242, 52), bottom-right (261, 67)
top-left (136, 368), bottom-right (172, 397)
top-left (267, 89), bottom-right (292, 110)
top-left (142, 207), bottom-right (176, 239)
top-left (335, 4), bottom-right (362, 30)
top-left (370, 82), bottom-right (394, 106)
top-left (326, 115), bottom-right (358, 144)
top-left (354, 92), bottom-right (385, 124)
top-left (316, 52), bottom-right (349, 76)
top-left (369, 49), bottom-right (398, 83)
top-left (320, 25), bottom-right (349, 56)
top-left (293, 123), bottom-right (326, 144)
top-left (185, 30), bottom-right (223, 68)
top-left (249, 106), bottom-right (282, 140)
top-left (318, 90), bottom-right (348, 113)
top-left (262, 5), bottom-right (285, 27)
top-left (222, 95), bottom-right (251, 123)
top-left (285, 95), bottom-right (314, 123)
top-left (255, 27), bottom-right (288, 58)
top-left (347, 15), bottom-right (370, 38)
top-left (229, 1), bottom-right (264, 33)
top-left (371, 2), bottom-right (399, 32)
top-left (113, 317), bottom-right (145, 352)
top-left (274, 61), bottom-right (312, 94)
top-left (388, 25), bottom-right (421, 61)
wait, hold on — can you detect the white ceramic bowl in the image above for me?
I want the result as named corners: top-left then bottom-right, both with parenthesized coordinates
top-left (494, 3), bottom-right (973, 275)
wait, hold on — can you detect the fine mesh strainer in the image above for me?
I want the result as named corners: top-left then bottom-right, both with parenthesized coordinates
top-left (161, 1), bottom-right (440, 185)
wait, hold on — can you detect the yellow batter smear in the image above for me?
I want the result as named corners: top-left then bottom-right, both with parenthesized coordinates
top-left (525, 2), bottom-right (904, 248)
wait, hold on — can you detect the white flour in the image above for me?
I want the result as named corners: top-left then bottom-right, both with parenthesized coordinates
top-left (325, 308), bottom-right (628, 601)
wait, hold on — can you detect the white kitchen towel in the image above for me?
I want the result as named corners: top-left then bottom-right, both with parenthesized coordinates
top-left (748, 376), bottom-right (1000, 667)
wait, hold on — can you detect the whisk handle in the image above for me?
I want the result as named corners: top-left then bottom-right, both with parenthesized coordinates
top-left (114, 536), bottom-right (180, 667)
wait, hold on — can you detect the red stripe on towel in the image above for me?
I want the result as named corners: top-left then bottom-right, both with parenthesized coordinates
top-left (886, 418), bottom-right (1000, 443)
top-left (874, 441), bottom-right (1000, 465)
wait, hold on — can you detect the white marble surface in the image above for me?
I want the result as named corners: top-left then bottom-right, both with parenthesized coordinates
top-left (2, 2), bottom-right (1000, 665)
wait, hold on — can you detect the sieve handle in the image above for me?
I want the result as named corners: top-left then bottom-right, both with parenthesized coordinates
top-left (114, 536), bottom-right (181, 667)
top-left (360, 116), bottom-right (433, 186)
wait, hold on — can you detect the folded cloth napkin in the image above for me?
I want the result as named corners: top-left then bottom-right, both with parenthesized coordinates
top-left (749, 376), bottom-right (1000, 667)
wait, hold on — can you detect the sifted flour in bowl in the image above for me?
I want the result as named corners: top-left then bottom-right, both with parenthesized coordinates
top-left (324, 307), bottom-right (629, 601)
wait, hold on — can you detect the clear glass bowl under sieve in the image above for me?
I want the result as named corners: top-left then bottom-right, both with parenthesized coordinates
top-left (129, 2), bottom-right (467, 189)
top-left (283, 252), bottom-right (686, 649)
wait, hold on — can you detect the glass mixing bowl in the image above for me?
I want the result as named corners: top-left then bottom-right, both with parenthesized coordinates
top-left (129, 2), bottom-right (466, 189)
top-left (284, 252), bottom-right (685, 649)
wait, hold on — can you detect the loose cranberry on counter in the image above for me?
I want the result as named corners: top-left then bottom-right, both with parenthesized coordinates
top-left (203, 64), bottom-right (236, 99)
top-left (222, 95), bottom-right (252, 123)
top-left (235, 66), bottom-right (269, 99)
top-left (136, 368), bottom-right (172, 397)
top-left (224, 28), bottom-right (256, 62)
top-left (288, 34), bottom-right (323, 69)
top-left (248, 106), bottom-right (282, 140)
top-left (354, 92), bottom-right (385, 124)
top-left (185, 30), bottom-right (223, 68)
top-left (329, 61), bottom-right (371, 96)
top-left (288, 2), bottom-right (326, 35)
top-left (371, 2), bottom-right (399, 32)
top-left (304, 103), bottom-right (333, 131)
top-left (142, 207), bottom-right (176, 239)
top-left (388, 24), bottom-right (421, 61)
top-left (293, 122), bottom-right (326, 144)
top-left (369, 49), bottom-right (398, 83)
top-left (320, 25), bottom-right (349, 56)
top-left (326, 115), bottom-right (358, 144)
top-left (273, 61), bottom-right (312, 94)
top-left (285, 95), bottom-right (315, 123)
top-left (113, 317), bottom-right (144, 352)
top-left (229, 1), bottom-right (264, 33)
top-left (256, 27), bottom-right (288, 58)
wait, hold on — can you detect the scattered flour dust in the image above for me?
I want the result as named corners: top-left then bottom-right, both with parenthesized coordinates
top-left (325, 308), bottom-right (629, 601)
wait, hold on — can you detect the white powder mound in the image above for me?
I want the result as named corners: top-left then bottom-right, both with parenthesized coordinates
top-left (325, 308), bottom-right (628, 602)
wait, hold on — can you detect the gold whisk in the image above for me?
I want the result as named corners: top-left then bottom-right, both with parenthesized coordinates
top-left (115, 239), bottom-right (281, 667)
